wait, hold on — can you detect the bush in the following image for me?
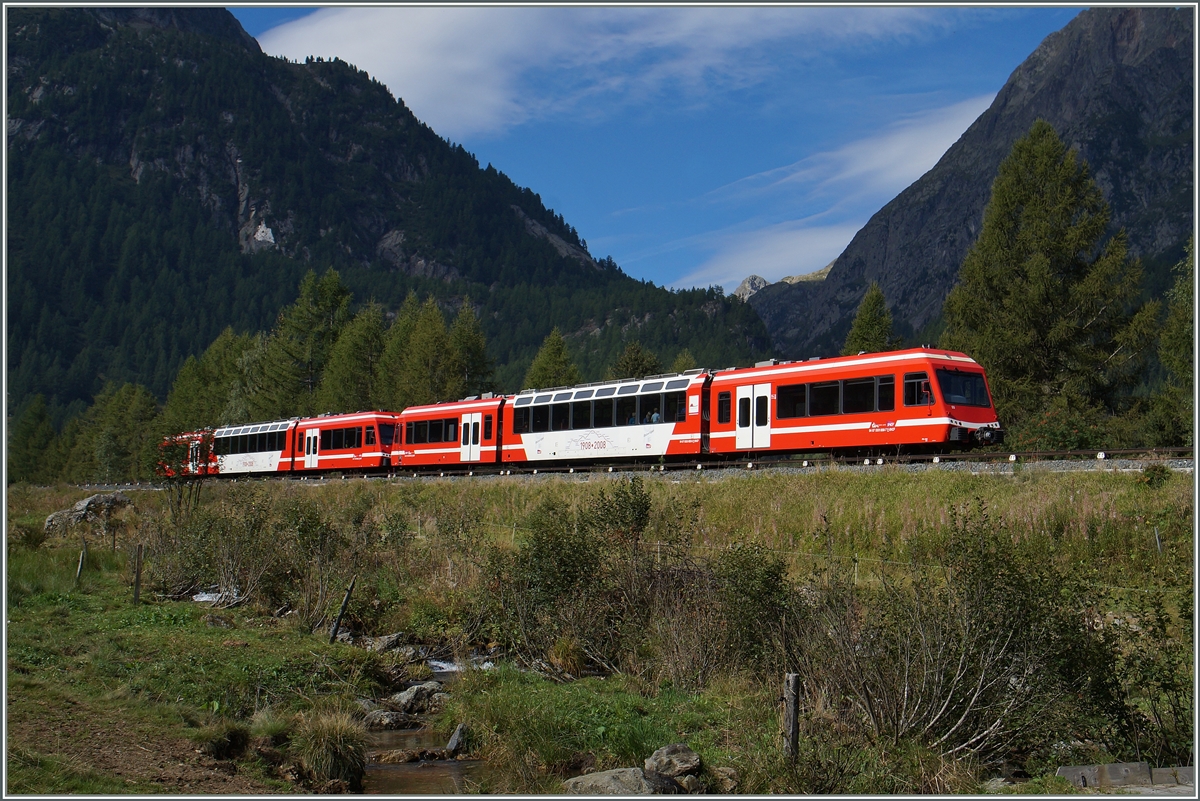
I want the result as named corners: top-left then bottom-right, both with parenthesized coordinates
top-left (188, 718), bottom-right (250, 759)
top-left (291, 710), bottom-right (367, 790)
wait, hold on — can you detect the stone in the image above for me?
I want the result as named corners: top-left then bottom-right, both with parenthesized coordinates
top-left (204, 614), bottom-right (234, 629)
top-left (563, 768), bottom-right (653, 795)
top-left (1056, 762), bottom-right (1152, 789)
top-left (645, 743), bottom-right (702, 778)
top-left (362, 709), bottom-right (417, 730)
top-left (676, 774), bottom-right (705, 794)
top-left (1152, 766), bottom-right (1194, 786)
top-left (711, 767), bottom-right (739, 794)
top-left (362, 632), bottom-right (407, 653)
top-left (387, 681), bottom-right (445, 714)
top-left (445, 723), bottom-right (466, 755)
top-left (643, 772), bottom-right (686, 794)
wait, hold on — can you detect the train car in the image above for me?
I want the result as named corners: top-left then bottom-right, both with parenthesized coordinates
top-left (707, 347), bottom-right (1003, 457)
top-left (210, 418), bottom-right (300, 475)
top-left (291, 411), bottom-right (402, 474)
top-left (158, 430), bottom-right (217, 477)
top-left (501, 371), bottom-right (709, 465)
top-left (396, 396), bottom-right (505, 468)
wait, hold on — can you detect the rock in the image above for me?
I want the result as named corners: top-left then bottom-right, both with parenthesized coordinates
top-left (711, 767), bottom-right (739, 794)
top-left (732, 274), bottom-right (770, 300)
top-left (676, 774), bottom-right (705, 794)
top-left (563, 768), bottom-right (654, 795)
top-left (362, 632), bottom-right (407, 653)
top-left (356, 698), bottom-right (379, 714)
top-left (362, 709), bottom-right (418, 730)
top-left (645, 743), bottom-right (702, 778)
top-left (643, 771), bottom-right (687, 794)
top-left (374, 749), bottom-right (420, 764)
top-left (44, 492), bottom-right (134, 532)
top-left (445, 723), bottom-right (465, 755)
top-left (204, 614), bottom-right (234, 629)
top-left (387, 681), bottom-right (445, 714)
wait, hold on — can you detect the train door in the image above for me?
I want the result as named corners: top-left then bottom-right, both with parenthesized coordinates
top-left (735, 383), bottom-right (772, 450)
top-left (188, 441), bottom-right (200, 474)
top-left (305, 429), bottom-right (319, 469)
top-left (460, 412), bottom-right (482, 462)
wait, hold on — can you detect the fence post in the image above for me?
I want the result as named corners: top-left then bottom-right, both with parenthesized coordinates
top-left (783, 672), bottom-right (800, 762)
top-left (329, 575), bottom-right (357, 644)
top-left (133, 544), bottom-right (144, 605)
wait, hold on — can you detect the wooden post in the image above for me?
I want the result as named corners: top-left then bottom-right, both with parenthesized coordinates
top-left (329, 575), bottom-right (357, 644)
top-left (783, 673), bottom-right (800, 762)
top-left (133, 544), bottom-right (143, 605)
top-left (75, 549), bottom-right (86, 586)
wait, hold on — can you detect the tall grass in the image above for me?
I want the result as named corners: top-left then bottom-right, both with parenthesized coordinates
top-left (291, 710), bottom-right (367, 790)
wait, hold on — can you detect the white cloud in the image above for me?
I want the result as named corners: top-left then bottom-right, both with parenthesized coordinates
top-left (672, 220), bottom-right (865, 292)
top-left (258, 6), bottom-right (954, 140)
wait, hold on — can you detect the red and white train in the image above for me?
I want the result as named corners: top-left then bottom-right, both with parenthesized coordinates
top-left (161, 348), bottom-right (1004, 477)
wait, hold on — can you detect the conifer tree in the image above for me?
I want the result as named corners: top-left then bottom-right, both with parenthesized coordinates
top-left (1159, 238), bottom-right (1194, 444)
top-left (607, 341), bottom-right (662, 380)
top-left (395, 298), bottom-right (451, 408)
top-left (670, 348), bottom-right (697, 374)
top-left (158, 327), bottom-right (256, 433)
top-left (63, 383), bottom-right (160, 483)
top-left (7, 395), bottom-right (57, 485)
top-left (940, 119), bottom-right (1159, 426)
top-left (841, 282), bottom-right (900, 355)
top-left (445, 297), bottom-right (495, 400)
top-left (373, 291), bottom-right (422, 410)
top-left (269, 268), bottom-right (353, 416)
top-left (524, 328), bottom-right (582, 390)
top-left (314, 303), bottom-right (386, 414)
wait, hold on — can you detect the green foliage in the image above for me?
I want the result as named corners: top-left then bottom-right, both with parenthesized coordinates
top-left (188, 718), bottom-right (251, 759)
top-left (523, 328), bottom-right (582, 390)
top-left (712, 544), bottom-right (787, 660)
top-left (269, 269), bottom-right (353, 416)
top-left (372, 291), bottom-right (421, 410)
top-left (842, 282), bottom-right (901, 355)
top-left (394, 298), bottom-right (452, 408)
top-left (291, 711), bottom-right (367, 790)
top-left (941, 120), bottom-right (1159, 431)
top-left (61, 383), bottom-right (160, 483)
top-left (606, 341), bottom-right (663, 380)
top-left (314, 302), bottom-right (385, 414)
top-left (445, 297), bottom-right (496, 400)
top-left (670, 348), bottom-right (697, 374)
top-left (7, 395), bottom-right (60, 485)
top-left (158, 328), bottom-right (258, 433)
top-left (1157, 238), bottom-right (1194, 444)
top-left (586, 476), bottom-right (652, 550)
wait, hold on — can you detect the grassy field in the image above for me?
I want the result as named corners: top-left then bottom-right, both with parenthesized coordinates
top-left (5, 465), bottom-right (1192, 793)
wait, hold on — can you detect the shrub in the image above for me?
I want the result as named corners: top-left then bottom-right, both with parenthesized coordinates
top-left (291, 710), bottom-right (367, 791)
top-left (250, 706), bottom-right (295, 747)
top-left (188, 718), bottom-right (250, 759)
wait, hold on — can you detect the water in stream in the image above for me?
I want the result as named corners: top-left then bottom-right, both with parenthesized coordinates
top-left (363, 727), bottom-right (491, 794)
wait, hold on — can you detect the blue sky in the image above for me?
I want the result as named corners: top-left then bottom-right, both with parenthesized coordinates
top-left (230, 6), bottom-right (1084, 292)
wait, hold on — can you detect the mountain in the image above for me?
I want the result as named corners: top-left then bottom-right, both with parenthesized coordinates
top-left (748, 7), bottom-right (1193, 358)
top-left (6, 7), bottom-right (769, 420)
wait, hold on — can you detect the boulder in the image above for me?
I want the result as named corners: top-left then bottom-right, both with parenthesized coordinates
top-left (645, 743), bottom-right (702, 778)
top-left (362, 632), bottom-right (407, 653)
top-left (362, 709), bottom-right (418, 730)
top-left (711, 767), bottom-right (739, 794)
top-left (563, 768), bottom-right (654, 795)
top-left (387, 681), bottom-right (446, 714)
top-left (676, 774), bottom-right (704, 794)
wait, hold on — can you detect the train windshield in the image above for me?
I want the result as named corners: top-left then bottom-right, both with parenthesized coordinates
top-left (935, 369), bottom-right (991, 407)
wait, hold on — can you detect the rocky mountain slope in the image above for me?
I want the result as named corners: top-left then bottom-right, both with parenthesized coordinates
top-left (7, 7), bottom-right (768, 417)
top-left (749, 7), bottom-right (1193, 358)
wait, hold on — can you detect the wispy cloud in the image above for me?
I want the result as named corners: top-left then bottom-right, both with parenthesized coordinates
top-left (258, 7), bottom-right (956, 140)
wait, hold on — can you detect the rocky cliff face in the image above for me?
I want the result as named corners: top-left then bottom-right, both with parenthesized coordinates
top-left (749, 7), bottom-right (1193, 358)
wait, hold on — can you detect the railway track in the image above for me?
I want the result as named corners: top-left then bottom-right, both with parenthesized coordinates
top-left (76, 447), bottom-right (1194, 492)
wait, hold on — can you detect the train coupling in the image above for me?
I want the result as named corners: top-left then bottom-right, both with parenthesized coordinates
top-left (949, 425), bottom-right (1004, 446)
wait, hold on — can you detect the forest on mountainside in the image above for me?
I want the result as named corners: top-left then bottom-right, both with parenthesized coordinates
top-left (6, 7), bottom-right (768, 429)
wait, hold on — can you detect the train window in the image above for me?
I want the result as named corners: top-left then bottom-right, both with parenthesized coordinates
top-left (936, 369), bottom-right (990, 407)
top-left (534, 394), bottom-right (552, 404)
top-left (904, 372), bottom-right (932, 406)
top-left (447, 419), bottom-right (459, 443)
top-left (413, 421), bottom-right (429, 444)
top-left (618, 385), bottom-right (639, 395)
top-left (809, 382), bottom-right (841, 416)
top-left (878, 376), bottom-right (895, 411)
top-left (472, 422), bottom-right (480, 445)
top-left (462, 422), bottom-right (470, 446)
top-left (215, 437), bottom-right (227, 456)
top-left (639, 393), bottom-right (662, 423)
top-left (616, 396), bottom-right (637, 426)
top-left (553, 392), bottom-right (572, 402)
top-left (572, 401), bottom-right (591, 429)
top-left (512, 407), bottom-right (530, 434)
top-left (531, 405), bottom-right (549, 432)
top-left (777, 384), bottom-right (807, 419)
top-left (663, 391), bottom-right (685, 422)
top-left (717, 391), bottom-right (731, 424)
top-left (641, 382), bottom-right (663, 392)
top-left (737, 397), bottom-right (751, 427)
top-left (843, 378), bottom-right (875, 414)
top-left (405, 422), bottom-right (414, 444)
top-left (483, 415), bottom-right (493, 440)
top-left (595, 387), bottom-right (616, 397)
top-left (755, 395), bottom-right (768, 427)
top-left (594, 398), bottom-right (614, 428)
top-left (665, 379), bottom-right (689, 390)
top-left (366, 426), bottom-right (376, 446)
top-left (429, 419), bottom-right (444, 443)
top-left (574, 389), bottom-right (594, 400)
top-left (239, 434), bottom-right (250, 453)
top-left (381, 424), bottom-right (396, 447)
top-left (515, 396), bottom-right (533, 406)
top-left (551, 403), bottom-right (570, 430)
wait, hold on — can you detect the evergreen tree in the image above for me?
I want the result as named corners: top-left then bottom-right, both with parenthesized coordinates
top-left (445, 297), bottom-right (495, 400)
top-left (158, 327), bottom-right (257, 434)
top-left (1159, 238), bottom-right (1194, 444)
top-left (373, 291), bottom-right (421, 410)
top-left (606, 341), bottom-right (663, 381)
top-left (64, 383), bottom-right (160, 483)
top-left (394, 298), bottom-right (451, 408)
top-left (670, 348), bottom-right (697, 374)
top-left (841, 282), bottom-right (900, 355)
top-left (523, 328), bottom-right (582, 389)
top-left (7, 395), bottom-right (58, 485)
top-left (271, 268), bottom-right (353, 416)
top-left (314, 303), bottom-right (386, 414)
top-left (940, 120), bottom-right (1159, 427)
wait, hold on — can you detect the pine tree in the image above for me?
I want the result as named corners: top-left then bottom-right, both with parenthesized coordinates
top-left (314, 302), bottom-right (386, 414)
top-left (940, 119), bottom-right (1159, 427)
top-left (523, 328), bottom-right (582, 390)
top-left (841, 282), bottom-right (900, 355)
top-left (606, 341), bottom-right (662, 380)
top-left (670, 348), bottom-right (697, 374)
top-left (445, 297), bottom-right (495, 400)
top-left (158, 327), bottom-right (256, 434)
top-left (394, 298), bottom-right (451, 408)
top-left (7, 395), bottom-right (57, 485)
top-left (373, 291), bottom-right (421, 410)
top-left (272, 269), bottom-right (353, 416)
top-left (1159, 238), bottom-right (1194, 444)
